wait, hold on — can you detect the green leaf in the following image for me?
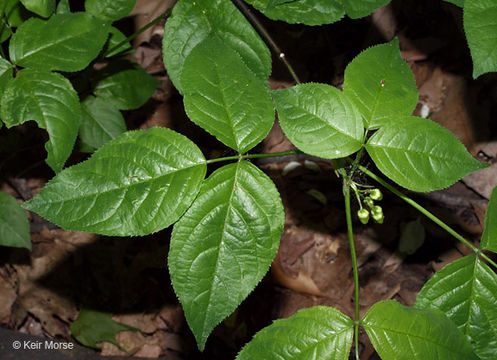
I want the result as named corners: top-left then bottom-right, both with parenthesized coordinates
top-left (342, 0), bottom-right (391, 19)
top-left (444, 0), bottom-right (464, 7)
top-left (273, 83), bottom-right (364, 159)
top-left (0, 57), bottom-right (12, 93)
top-left (244, 0), bottom-right (345, 25)
top-left (181, 36), bottom-right (274, 153)
top-left (343, 39), bottom-right (418, 129)
top-left (362, 300), bottom-right (479, 360)
top-left (481, 186), bottom-right (497, 252)
top-left (365, 116), bottom-right (488, 192)
top-left (237, 306), bottom-right (354, 360)
top-left (20, 0), bottom-right (55, 17)
top-left (4, 0), bottom-right (30, 28)
top-left (70, 309), bottom-right (139, 350)
top-left (56, 0), bottom-right (70, 14)
top-left (103, 27), bottom-right (133, 58)
top-left (0, 69), bottom-right (81, 173)
top-left (0, 191), bottom-right (31, 250)
top-left (169, 161), bottom-right (284, 350)
top-left (94, 60), bottom-right (158, 110)
top-left (23, 127), bottom-right (206, 236)
top-left (163, 0), bottom-right (271, 93)
top-left (464, 0), bottom-right (497, 78)
top-left (79, 95), bottom-right (127, 151)
top-left (9, 12), bottom-right (109, 72)
top-left (85, 0), bottom-right (136, 21)
top-left (0, 21), bottom-right (12, 43)
top-left (415, 255), bottom-right (497, 360)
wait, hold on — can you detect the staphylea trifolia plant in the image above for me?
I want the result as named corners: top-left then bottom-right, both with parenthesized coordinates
top-left (1, 0), bottom-right (497, 358)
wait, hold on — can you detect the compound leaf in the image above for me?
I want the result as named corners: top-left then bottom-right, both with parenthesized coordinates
top-left (20, 0), bottom-right (55, 17)
top-left (273, 83), bottom-right (364, 159)
top-left (0, 69), bottom-right (81, 173)
top-left (9, 12), bottom-right (109, 72)
top-left (342, 0), bottom-right (391, 19)
top-left (415, 255), bottom-right (497, 360)
top-left (79, 95), bottom-right (127, 151)
top-left (94, 60), bottom-right (158, 110)
top-left (464, 0), bottom-right (497, 78)
top-left (237, 306), bottom-right (354, 360)
top-left (182, 36), bottom-right (274, 153)
top-left (365, 116), bottom-right (487, 192)
top-left (362, 300), bottom-right (479, 360)
top-left (0, 191), bottom-right (31, 250)
top-left (343, 39), bottom-right (418, 129)
top-left (244, 0), bottom-right (345, 25)
top-left (169, 161), bottom-right (284, 350)
top-left (23, 127), bottom-right (206, 236)
top-left (71, 309), bottom-right (139, 349)
top-left (163, 0), bottom-right (271, 93)
top-left (481, 186), bottom-right (497, 252)
top-left (85, 0), bottom-right (136, 21)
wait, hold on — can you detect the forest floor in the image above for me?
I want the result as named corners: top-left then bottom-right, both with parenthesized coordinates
top-left (1, 0), bottom-right (497, 359)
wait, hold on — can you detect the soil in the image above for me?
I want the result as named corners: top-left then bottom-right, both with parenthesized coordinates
top-left (1, 0), bottom-right (496, 359)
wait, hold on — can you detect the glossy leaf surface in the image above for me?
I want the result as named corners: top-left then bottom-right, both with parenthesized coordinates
top-left (415, 255), bottom-right (497, 360)
top-left (169, 161), bottom-right (284, 350)
top-left (94, 60), bottom-right (158, 110)
top-left (9, 12), bottom-right (109, 72)
top-left (0, 57), bottom-right (12, 94)
top-left (0, 69), bottom-right (80, 173)
top-left (273, 83), bottom-right (363, 159)
top-left (79, 95), bottom-right (127, 151)
top-left (20, 0), bottom-right (55, 17)
top-left (24, 127), bottom-right (206, 236)
top-left (481, 186), bottom-right (497, 252)
top-left (85, 0), bottom-right (136, 21)
top-left (0, 191), bottom-right (31, 250)
top-left (342, 0), bottom-right (391, 19)
top-left (464, 0), bottom-right (497, 78)
top-left (181, 36), bottom-right (274, 153)
top-left (366, 116), bottom-right (487, 192)
top-left (71, 309), bottom-right (139, 349)
top-left (163, 0), bottom-right (271, 92)
top-left (237, 306), bottom-right (353, 360)
top-left (362, 300), bottom-right (479, 360)
top-left (343, 39), bottom-right (418, 129)
top-left (244, 0), bottom-right (345, 25)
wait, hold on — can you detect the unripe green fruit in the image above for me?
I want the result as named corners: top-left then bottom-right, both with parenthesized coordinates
top-left (371, 205), bottom-right (384, 224)
top-left (364, 197), bottom-right (374, 208)
top-left (357, 208), bottom-right (370, 224)
top-left (369, 188), bottom-right (383, 201)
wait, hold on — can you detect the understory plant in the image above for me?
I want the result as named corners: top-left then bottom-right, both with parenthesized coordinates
top-left (1, 0), bottom-right (497, 359)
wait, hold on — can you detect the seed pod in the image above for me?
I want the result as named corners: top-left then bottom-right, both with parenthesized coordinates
top-left (369, 188), bottom-right (383, 201)
top-left (357, 208), bottom-right (370, 224)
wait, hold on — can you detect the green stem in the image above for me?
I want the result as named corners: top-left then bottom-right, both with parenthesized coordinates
top-left (105, 9), bottom-right (172, 57)
top-left (343, 174), bottom-right (361, 360)
top-left (232, 0), bottom-right (301, 84)
top-left (205, 150), bottom-right (302, 164)
top-left (354, 161), bottom-right (497, 269)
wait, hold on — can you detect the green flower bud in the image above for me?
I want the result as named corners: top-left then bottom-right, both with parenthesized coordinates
top-left (369, 188), bottom-right (383, 201)
top-left (364, 197), bottom-right (374, 208)
top-left (357, 208), bottom-right (370, 224)
top-left (371, 205), bottom-right (384, 224)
